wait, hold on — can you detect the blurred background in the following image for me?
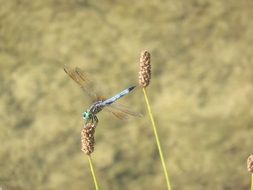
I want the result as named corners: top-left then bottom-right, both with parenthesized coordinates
top-left (1, 0), bottom-right (253, 189)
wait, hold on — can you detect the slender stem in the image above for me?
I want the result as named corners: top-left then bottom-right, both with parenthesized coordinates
top-left (88, 155), bottom-right (100, 190)
top-left (251, 173), bottom-right (253, 190)
top-left (142, 88), bottom-right (172, 190)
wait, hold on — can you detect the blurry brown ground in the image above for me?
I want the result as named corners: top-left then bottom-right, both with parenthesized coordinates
top-left (1, 0), bottom-right (253, 190)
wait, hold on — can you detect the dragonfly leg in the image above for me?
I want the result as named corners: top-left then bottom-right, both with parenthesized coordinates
top-left (94, 115), bottom-right (99, 125)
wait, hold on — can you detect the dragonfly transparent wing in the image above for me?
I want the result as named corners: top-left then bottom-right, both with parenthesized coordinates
top-left (105, 106), bottom-right (129, 120)
top-left (105, 102), bottom-right (143, 120)
top-left (64, 65), bottom-right (102, 102)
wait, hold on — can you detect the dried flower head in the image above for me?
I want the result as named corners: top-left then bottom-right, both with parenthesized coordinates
top-left (139, 50), bottom-right (151, 88)
top-left (81, 122), bottom-right (96, 155)
top-left (247, 154), bottom-right (253, 172)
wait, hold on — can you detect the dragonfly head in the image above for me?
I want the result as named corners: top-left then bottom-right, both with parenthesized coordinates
top-left (83, 111), bottom-right (92, 121)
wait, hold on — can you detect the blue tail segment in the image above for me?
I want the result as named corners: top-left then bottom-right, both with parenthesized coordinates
top-left (102, 86), bottom-right (136, 105)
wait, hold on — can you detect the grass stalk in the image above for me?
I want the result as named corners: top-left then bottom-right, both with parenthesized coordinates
top-left (88, 155), bottom-right (100, 190)
top-left (251, 173), bottom-right (253, 190)
top-left (142, 88), bottom-right (172, 190)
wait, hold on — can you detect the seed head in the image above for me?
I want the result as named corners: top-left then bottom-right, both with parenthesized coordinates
top-left (139, 50), bottom-right (151, 88)
top-left (247, 154), bottom-right (253, 172)
top-left (81, 122), bottom-right (96, 155)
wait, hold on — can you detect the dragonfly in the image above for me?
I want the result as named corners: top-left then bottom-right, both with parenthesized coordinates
top-left (64, 65), bottom-right (142, 124)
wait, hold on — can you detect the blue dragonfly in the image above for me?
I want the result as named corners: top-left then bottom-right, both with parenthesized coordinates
top-left (64, 66), bottom-right (142, 124)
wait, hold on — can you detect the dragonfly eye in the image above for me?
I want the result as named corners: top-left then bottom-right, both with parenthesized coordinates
top-left (83, 111), bottom-right (91, 120)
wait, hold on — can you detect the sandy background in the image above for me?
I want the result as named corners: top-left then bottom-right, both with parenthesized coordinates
top-left (1, 0), bottom-right (253, 189)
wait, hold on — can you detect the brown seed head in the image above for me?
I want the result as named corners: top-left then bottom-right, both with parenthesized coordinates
top-left (81, 122), bottom-right (96, 155)
top-left (139, 50), bottom-right (151, 88)
top-left (247, 154), bottom-right (253, 172)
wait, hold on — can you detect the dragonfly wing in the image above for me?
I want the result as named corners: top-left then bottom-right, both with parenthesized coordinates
top-left (105, 102), bottom-right (143, 120)
top-left (105, 106), bottom-right (129, 120)
top-left (109, 102), bottom-right (143, 117)
top-left (64, 65), bottom-right (101, 102)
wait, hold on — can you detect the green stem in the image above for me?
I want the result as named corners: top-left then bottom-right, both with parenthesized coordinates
top-left (142, 88), bottom-right (172, 190)
top-left (251, 173), bottom-right (253, 190)
top-left (88, 155), bottom-right (100, 190)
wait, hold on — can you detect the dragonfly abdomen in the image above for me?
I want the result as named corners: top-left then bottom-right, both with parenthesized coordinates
top-left (102, 86), bottom-right (136, 105)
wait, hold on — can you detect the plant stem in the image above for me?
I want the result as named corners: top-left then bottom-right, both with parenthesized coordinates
top-left (142, 88), bottom-right (172, 190)
top-left (251, 173), bottom-right (253, 190)
top-left (88, 155), bottom-right (100, 190)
